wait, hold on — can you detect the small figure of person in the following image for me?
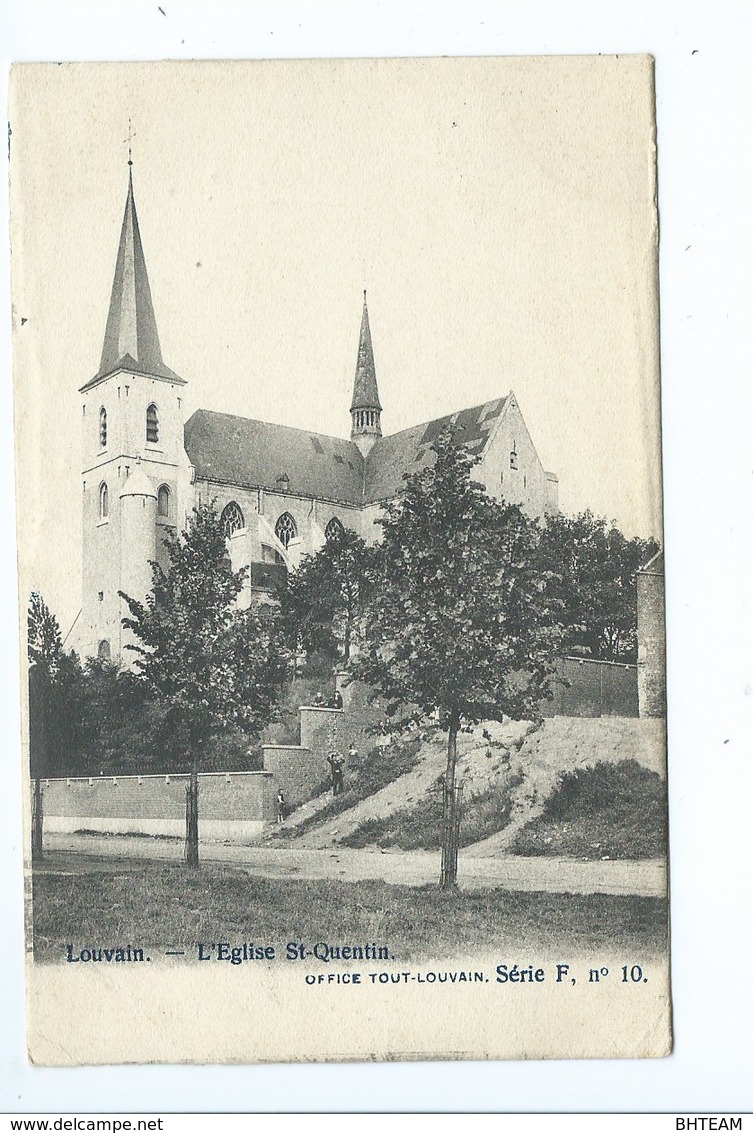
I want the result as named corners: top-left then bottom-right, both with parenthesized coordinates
top-left (328, 752), bottom-right (344, 796)
top-left (313, 691), bottom-right (325, 707)
top-left (332, 689), bottom-right (343, 710)
top-left (276, 788), bottom-right (286, 823)
top-left (347, 743), bottom-right (359, 769)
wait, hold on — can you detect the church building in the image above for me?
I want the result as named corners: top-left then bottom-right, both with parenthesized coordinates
top-left (73, 170), bottom-right (559, 664)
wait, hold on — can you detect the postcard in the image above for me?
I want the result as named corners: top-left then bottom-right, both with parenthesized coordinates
top-left (10, 55), bottom-right (669, 1064)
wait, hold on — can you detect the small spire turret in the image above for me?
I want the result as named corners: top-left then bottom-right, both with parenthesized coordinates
top-left (350, 290), bottom-right (382, 457)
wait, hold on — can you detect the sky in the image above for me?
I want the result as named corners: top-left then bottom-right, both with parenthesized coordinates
top-left (10, 56), bottom-right (662, 633)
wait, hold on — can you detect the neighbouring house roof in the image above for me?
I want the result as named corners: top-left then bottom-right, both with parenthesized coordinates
top-left (80, 169), bottom-right (185, 392)
top-left (185, 397), bottom-right (509, 507)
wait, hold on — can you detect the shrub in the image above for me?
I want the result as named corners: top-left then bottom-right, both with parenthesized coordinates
top-left (512, 759), bottom-right (667, 860)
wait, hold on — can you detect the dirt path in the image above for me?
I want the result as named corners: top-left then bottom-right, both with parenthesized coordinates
top-left (41, 834), bottom-right (667, 897)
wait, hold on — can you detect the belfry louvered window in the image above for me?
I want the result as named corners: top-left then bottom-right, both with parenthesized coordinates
top-left (275, 511), bottom-right (297, 549)
top-left (146, 403), bottom-right (159, 444)
top-left (99, 407), bottom-right (107, 447)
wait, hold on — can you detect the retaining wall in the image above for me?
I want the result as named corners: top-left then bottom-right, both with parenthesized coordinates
top-left (40, 770), bottom-right (275, 842)
top-left (261, 744), bottom-right (330, 808)
top-left (542, 657), bottom-right (639, 718)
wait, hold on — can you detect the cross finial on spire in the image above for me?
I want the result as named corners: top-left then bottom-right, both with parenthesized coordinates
top-left (126, 119), bottom-right (135, 167)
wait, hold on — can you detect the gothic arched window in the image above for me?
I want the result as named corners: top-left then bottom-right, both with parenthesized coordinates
top-left (99, 407), bottom-right (107, 448)
top-left (98, 640), bottom-right (111, 662)
top-left (157, 484), bottom-right (170, 518)
top-left (325, 516), bottom-right (345, 542)
top-left (146, 403), bottom-right (159, 444)
top-left (99, 481), bottom-right (109, 520)
top-left (221, 501), bottom-right (245, 538)
top-left (275, 511), bottom-right (297, 549)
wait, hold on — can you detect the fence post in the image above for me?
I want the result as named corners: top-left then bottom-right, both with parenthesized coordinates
top-left (599, 660), bottom-right (605, 716)
top-left (31, 778), bottom-right (43, 862)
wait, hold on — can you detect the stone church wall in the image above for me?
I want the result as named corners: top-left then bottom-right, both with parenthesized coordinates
top-left (477, 396), bottom-right (558, 520)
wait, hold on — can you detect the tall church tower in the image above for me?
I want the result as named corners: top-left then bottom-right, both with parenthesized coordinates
top-left (77, 165), bottom-right (187, 664)
top-left (350, 291), bottom-right (382, 458)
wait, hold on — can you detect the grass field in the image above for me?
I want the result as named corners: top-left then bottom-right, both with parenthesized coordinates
top-left (32, 860), bottom-right (668, 963)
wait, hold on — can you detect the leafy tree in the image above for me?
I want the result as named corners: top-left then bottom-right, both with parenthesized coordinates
top-left (28, 591), bottom-right (63, 678)
top-left (121, 501), bottom-right (291, 767)
top-left (27, 593), bottom-right (87, 780)
top-left (27, 593), bottom-right (87, 856)
top-left (74, 658), bottom-right (156, 775)
top-left (351, 432), bottom-right (564, 888)
top-left (281, 527), bottom-right (373, 663)
top-left (121, 501), bottom-right (291, 863)
top-left (538, 512), bottom-right (658, 662)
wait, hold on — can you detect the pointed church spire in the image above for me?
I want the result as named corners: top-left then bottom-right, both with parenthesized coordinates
top-left (350, 291), bottom-right (382, 457)
top-left (81, 165), bottom-right (185, 391)
top-left (350, 290), bottom-right (382, 412)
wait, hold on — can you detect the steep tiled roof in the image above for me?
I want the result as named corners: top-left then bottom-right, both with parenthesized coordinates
top-left (81, 169), bottom-right (185, 393)
top-left (184, 398), bottom-right (507, 505)
top-left (184, 410), bottom-right (365, 505)
top-left (184, 397), bottom-right (508, 507)
top-left (363, 397), bottom-right (507, 503)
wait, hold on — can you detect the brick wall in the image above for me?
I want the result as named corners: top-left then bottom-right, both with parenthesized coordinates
top-left (261, 744), bottom-right (329, 807)
top-left (542, 657), bottom-right (639, 718)
top-left (40, 770), bottom-right (275, 842)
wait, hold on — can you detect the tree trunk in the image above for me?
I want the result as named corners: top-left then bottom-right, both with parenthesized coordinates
top-left (439, 711), bottom-right (461, 890)
top-left (186, 750), bottom-right (200, 868)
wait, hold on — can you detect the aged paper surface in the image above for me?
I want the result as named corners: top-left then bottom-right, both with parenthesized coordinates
top-left (10, 56), bottom-right (668, 1065)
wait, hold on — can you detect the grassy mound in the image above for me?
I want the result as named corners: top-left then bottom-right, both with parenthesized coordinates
top-left (341, 770), bottom-right (523, 851)
top-left (511, 759), bottom-right (667, 860)
top-left (278, 734), bottom-right (424, 837)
